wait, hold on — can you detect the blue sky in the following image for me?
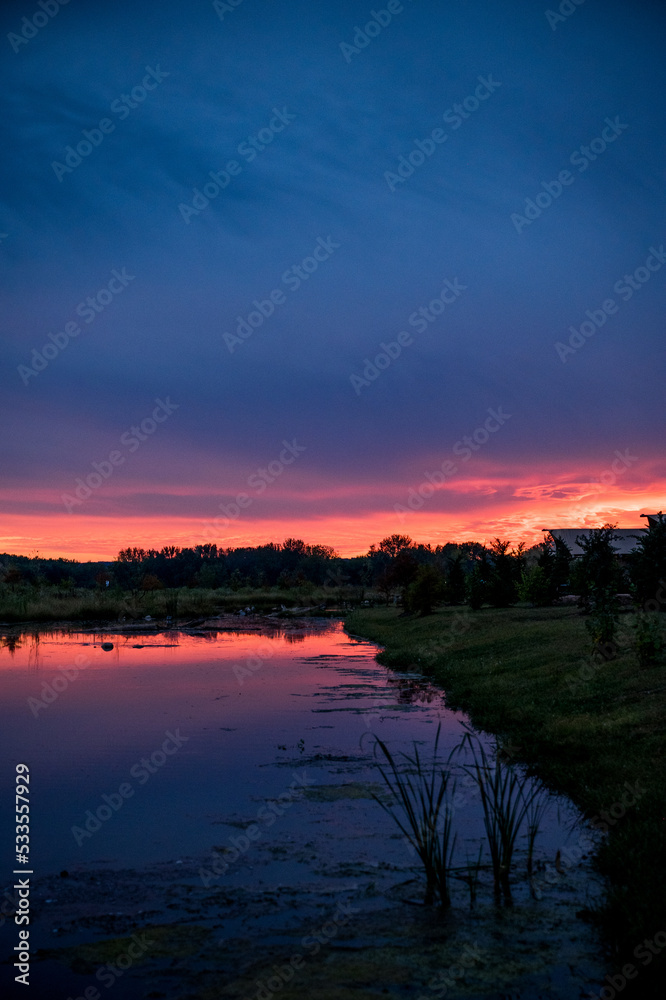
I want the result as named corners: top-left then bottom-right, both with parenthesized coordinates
top-left (1, 0), bottom-right (665, 556)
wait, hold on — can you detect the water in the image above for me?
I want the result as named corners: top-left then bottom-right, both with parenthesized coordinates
top-left (0, 620), bottom-right (608, 998)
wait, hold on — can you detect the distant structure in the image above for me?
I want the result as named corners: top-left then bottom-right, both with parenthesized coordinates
top-left (541, 527), bottom-right (644, 557)
top-left (640, 512), bottom-right (664, 530)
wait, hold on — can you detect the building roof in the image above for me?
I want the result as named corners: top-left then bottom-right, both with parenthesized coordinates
top-left (542, 528), bottom-right (646, 556)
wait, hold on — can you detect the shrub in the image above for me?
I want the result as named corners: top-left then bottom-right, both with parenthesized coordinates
top-left (405, 565), bottom-right (446, 616)
top-left (633, 613), bottom-right (664, 667)
top-left (518, 565), bottom-right (551, 607)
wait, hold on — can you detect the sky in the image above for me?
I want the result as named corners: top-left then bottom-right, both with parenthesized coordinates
top-left (1, 0), bottom-right (665, 560)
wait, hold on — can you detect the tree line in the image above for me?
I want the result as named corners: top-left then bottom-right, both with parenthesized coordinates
top-left (0, 517), bottom-right (664, 619)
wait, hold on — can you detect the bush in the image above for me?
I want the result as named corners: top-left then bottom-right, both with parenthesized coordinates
top-left (405, 566), bottom-right (445, 616)
top-left (518, 565), bottom-right (551, 606)
top-left (584, 589), bottom-right (620, 652)
top-left (634, 613), bottom-right (664, 667)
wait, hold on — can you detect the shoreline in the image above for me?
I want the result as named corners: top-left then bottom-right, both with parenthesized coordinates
top-left (343, 604), bottom-right (666, 997)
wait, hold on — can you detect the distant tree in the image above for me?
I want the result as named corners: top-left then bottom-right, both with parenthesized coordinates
top-left (375, 568), bottom-right (394, 605)
top-left (576, 524), bottom-right (623, 652)
top-left (161, 545), bottom-right (181, 559)
top-left (3, 566), bottom-right (22, 590)
top-left (487, 538), bottom-right (518, 608)
top-left (628, 513), bottom-right (666, 607)
top-left (283, 538), bottom-right (307, 554)
top-left (576, 524), bottom-right (624, 610)
top-left (537, 533), bottom-right (572, 602)
top-left (518, 565), bottom-right (551, 607)
top-left (309, 544), bottom-right (338, 560)
top-left (466, 564), bottom-right (486, 610)
top-left (378, 534), bottom-right (413, 559)
top-left (405, 565), bottom-right (446, 615)
top-left (446, 552), bottom-right (466, 604)
top-left (391, 547), bottom-right (418, 589)
top-left (513, 541), bottom-right (527, 577)
top-left (117, 547), bottom-right (148, 563)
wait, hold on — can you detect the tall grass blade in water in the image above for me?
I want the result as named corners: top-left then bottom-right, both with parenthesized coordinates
top-left (371, 723), bottom-right (456, 907)
top-left (455, 731), bottom-right (545, 899)
top-left (525, 785), bottom-right (549, 878)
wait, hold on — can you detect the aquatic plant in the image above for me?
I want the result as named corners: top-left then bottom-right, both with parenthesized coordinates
top-left (451, 845), bottom-right (484, 908)
top-left (525, 784), bottom-right (550, 878)
top-left (455, 730), bottom-right (546, 898)
top-left (371, 723), bottom-right (456, 906)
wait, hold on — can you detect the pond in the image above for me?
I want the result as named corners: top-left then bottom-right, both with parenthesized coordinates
top-left (0, 619), bottom-right (608, 999)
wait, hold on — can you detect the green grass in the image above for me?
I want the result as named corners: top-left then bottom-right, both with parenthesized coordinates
top-left (0, 584), bottom-right (371, 625)
top-left (345, 604), bottom-right (666, 985)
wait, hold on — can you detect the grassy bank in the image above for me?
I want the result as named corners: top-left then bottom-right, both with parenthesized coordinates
top-left (0, 584), bottom-right (374, 625)
top-left (345, 604), bottom-right (666, 989)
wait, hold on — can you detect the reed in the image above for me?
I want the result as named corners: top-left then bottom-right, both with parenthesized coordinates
top-left (371, 723), bottom-right (456, 907)
top-left (455, 730), bottom-right (545, 898)
top-left (451, 845), bottom-right (484, 908)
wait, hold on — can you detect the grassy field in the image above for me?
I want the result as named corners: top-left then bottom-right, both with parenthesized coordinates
top-left (345, 603), bottom-right (666, 988)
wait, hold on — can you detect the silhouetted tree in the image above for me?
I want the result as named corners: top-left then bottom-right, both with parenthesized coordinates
top-left (446, 552), bottom-right (466, 604)
top-left (536, 533), bottom-right (572, 603)
top-left (466, 564), bottom-right (486, 610)
top-left (575, 524), bottom-right (623, 651)
top-left (378, 534), bottom-right (413, 558)
top-left (487, 538), bottom-right (518, 607)
top-left (628, 513), bottom-right (666, 607)
top-left (405, 565), bottom-right (446, 615)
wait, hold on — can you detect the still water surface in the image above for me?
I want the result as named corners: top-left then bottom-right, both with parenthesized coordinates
top-left (0, 621), bottom-right (607, 998)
